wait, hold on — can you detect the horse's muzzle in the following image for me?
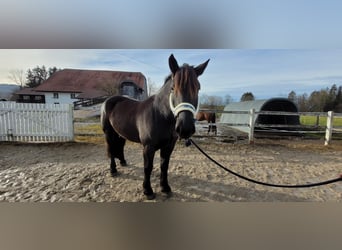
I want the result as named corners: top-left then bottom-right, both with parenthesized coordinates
top-left (175, 112), bottom-right (196, 139)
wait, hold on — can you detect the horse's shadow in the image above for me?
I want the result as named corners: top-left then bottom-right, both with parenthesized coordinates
top-left (168, 173), bottom-right (308, 202)
top-left (114, 163), bottom-right (308, 202)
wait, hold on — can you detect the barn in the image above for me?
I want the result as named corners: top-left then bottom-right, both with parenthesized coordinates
top-left (16, 69), bottom-right (148, 106)
top-left (220, 98), bottom-right (300, 133)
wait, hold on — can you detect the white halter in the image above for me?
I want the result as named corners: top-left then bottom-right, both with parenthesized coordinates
top-left (169, 92), bottom-right (200, 117)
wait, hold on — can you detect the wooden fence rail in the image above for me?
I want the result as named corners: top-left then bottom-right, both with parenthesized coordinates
top-left (199, 109), bottom-right (342, 145)
top-left (0, 102), bottom-right (74, 142)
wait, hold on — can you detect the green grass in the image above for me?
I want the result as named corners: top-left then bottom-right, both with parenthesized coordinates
top-left (300, 115), bottom-right (342, 140)
top-left (74, 123), bottom-right (102, 135)
top-left (73, 122), bottom-right (103, 143)
top-left (300, 115), bottom-right (342, 127)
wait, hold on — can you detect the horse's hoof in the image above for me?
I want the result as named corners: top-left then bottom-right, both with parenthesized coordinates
top-left (145, 193), bottom-right (156, 200)
top-left (120, 161), bottom-right (127, 166)
top-left (144, 188), bottom-right (156, 200)
top-left (161, 190), bottom-right (172, 198)
top-left (161, 185), bottom-right (172, 198)
top-left (111, 171), bottom-right (118, 177)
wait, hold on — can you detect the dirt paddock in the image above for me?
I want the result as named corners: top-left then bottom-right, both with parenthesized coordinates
top-left (0, 137), bottom-right (341, 202)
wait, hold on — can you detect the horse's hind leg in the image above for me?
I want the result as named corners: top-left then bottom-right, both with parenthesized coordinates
top-left (213, 125), bottom-right (217, 135)
top-left (104, 127), bottom-right (127, 176)
top-left (104, 129), bottom-right (118, 176)
top-left (116, 136), bottom-right (127, 166)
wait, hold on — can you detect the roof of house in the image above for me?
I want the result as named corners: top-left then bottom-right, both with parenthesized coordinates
top-left (15, 88), bottom-right (45, 95)
top-left (34, 69), bottom-right (146, 98)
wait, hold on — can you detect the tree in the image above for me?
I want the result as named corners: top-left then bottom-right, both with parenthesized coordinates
top-left (207, 95), bottom-right (223, 107)
top-left (288, 91), bottom-right (297, 103)
top-left (288, 84), bottom-right (342, 112)
top-left (224, 94), bottom-right (233, 105)
top-left (199, 94), bottom-right (224, 108)
top-left (25, 66), bottom-right (60, 88)
top-left (200, 94), bottom-right (209, 105)
top-left (48, 67), bottom-right (59, 77)
top-left (147, 77), bottom-right (159, 96)
top-left (334, 86), bottom-right (342, 112)
top-left (240, 92), bottom-right (255, 101)
top-left (26, 66), bottom-right (47, 88)
top-left (98, 80), bottom-right (119, 96)
top-left (8, 69), bottom-right (26, 89)
top-left (308, 90), bottom-right (329, 112)
top-left (297, 93), bottom-right (309, 112)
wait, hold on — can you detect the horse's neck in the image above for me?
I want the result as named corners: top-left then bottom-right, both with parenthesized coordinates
top-left (153, 81), bottom-right (173, 118)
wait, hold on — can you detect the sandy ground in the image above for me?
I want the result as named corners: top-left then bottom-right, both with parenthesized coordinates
top-left (1, 135), bottom-right (341, 202)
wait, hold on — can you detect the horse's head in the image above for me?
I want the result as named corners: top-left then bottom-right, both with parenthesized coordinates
top-left (168, 54), bottom-right (209, 139)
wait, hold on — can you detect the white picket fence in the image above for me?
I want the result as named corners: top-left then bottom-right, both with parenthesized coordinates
top-left (0, 102), bottom-right (74, 142)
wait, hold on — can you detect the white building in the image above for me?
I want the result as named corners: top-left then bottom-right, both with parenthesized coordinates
top-left (15, 68), bottom-right (148, 106)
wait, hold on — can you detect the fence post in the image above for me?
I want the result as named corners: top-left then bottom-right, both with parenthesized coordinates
top-left (315, 115), bottom-right (319, 127)
top-left (324, 111), bottom-right (334, 146)
top-left (68, 104), bottom-right (75, 141)
top-left (249, 108), bottom-right (255, 144)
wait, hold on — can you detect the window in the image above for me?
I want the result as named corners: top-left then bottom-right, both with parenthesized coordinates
top-left (70, 93), bottom-right (77, 99)
top-left (53, 93), bottom-right (59, 99)
top-left (34, 96), bottom-right (42, 101)
top-left (23, 95), bottom-right (30, 100)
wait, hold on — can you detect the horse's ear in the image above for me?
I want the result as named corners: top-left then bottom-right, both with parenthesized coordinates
top-left (169, 54), bottom-right (179, 75)
top-left (195, 59), bottom-right (210, 76)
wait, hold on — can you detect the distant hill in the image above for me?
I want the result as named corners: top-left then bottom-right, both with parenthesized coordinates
top-left (0, 84), bottom-right (20, 100)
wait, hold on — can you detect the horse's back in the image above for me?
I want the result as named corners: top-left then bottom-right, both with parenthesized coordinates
top-left (101, 96), bottom-right (129, 126)
top-left (103, 95), bottom-right (135, 108)
top-left (195, 111), bottom-right (205, 121)
top-left (101, 95), bottom-right (144, 143)
top-left (196, 111), bottom-right (216, 123)
top-left (102, 95), bottom-right (140, 117)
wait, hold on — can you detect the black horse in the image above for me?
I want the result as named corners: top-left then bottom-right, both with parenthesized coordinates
top-left (101, 54), bottom-right (209, 199)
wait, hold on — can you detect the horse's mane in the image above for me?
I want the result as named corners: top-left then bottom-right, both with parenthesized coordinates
top-left (172, 64), bottom-right (200, 98)
top-left (162, 64), bottom-right (200, 98)
top-left (164, 75), bottom-right (172, 85)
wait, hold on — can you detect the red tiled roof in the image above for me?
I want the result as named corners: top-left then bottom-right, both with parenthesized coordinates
top-left (34, 69), bottom-right (146, 98)
top-left (15, 88), bottom-right (44, 95)
top-left (76, 89), bottom-right (106, 99)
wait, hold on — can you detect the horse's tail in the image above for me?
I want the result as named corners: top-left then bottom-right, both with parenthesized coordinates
top-left (101, 97), bottom-right (126, 159)
top-left (101, 98), bottom-right (116, 158)
top-left (100, 98), bottom-right (110, 132)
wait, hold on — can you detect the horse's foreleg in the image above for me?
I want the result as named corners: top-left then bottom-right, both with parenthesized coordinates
top-left (208, 121), bottom-right (214, 134)
top-left (143, 145), bottom-right (156, 199)
top-left (160, 138), bottom-right (177, 196)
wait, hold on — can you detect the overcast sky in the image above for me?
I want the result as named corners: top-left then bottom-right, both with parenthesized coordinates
top-left (1, 49), bottom-right (342, 101)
